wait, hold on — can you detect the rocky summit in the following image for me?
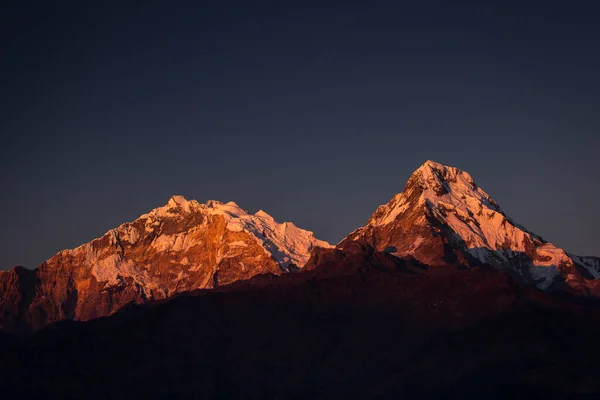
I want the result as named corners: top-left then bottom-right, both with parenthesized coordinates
top-left (341, 160), bottom-right (600, 294)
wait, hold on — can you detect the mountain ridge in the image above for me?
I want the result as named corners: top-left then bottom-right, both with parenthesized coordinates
top-left (0, 195), bottom-right (331, 333)
top-left (1, 160), bottom-right (599, 334)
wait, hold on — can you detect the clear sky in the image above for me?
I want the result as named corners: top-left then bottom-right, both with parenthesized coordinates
top-left (2, 0), bottom-right (599, 269)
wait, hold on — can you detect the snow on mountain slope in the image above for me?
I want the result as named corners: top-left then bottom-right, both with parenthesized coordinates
top-left (140, 196), bottom-right (331, 270)
top-left (200, 199), bottom-right (332, 269)
top-left (342, 160), bottom-right (596, 292)
top-left (569, 254), bottom-right (600, 279)
top-left (0, 196), bottom-right (331, 333)
top-left (64, 195), bottom-right (332, 292)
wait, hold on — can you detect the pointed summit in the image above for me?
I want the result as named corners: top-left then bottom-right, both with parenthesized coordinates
top-left (342, 161), bottom-right (599, 290)
top-left (255, 209), bottom-right (274, 220)
top-left (168, 194), bottom-right (188, 205)
top-left (363, 161), bottom-right (493, 230)
top-left (167, 195), bottom-right (191, 211)
top-left (412, 160), bottom-right (458, 177)
top-left (418, 159), bottom-right (453, 172)
top-left (418, 159), bottom-right (462, 171)
top-left (406, 160), bottom-right (478, 197)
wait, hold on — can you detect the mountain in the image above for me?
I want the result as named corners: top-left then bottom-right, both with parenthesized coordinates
top-left (0, 196), bottom-right (331, 333)
top-left (340, 160), bottom-right (600, 294)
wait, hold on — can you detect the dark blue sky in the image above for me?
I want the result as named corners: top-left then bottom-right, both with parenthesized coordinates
top-left (2, 0), bottom-right (599, 269)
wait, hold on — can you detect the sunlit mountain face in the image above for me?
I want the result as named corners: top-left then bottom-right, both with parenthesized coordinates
top-left (2, 161), bottom-right (599, 335)
top-left (0, 196), bottom-right (330, 333)
top-left (341, 160), bottom-right (600, 294)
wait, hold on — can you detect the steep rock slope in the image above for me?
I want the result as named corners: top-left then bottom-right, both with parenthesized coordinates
top-left (341, 160), bottom-right (600, 293)
top-left (0, 196), bottom-right (331, 333)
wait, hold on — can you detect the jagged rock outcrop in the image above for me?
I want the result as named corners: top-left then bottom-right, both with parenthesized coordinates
top-left (340, 160), bottom-right (600, 294)
top-left (0, 196), bottom-right (331, 333)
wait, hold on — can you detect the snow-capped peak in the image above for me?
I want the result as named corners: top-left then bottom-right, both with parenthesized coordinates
top-left (140, 196), bottom-right (331, 269)
top-left (412, 160), bottom-right (498, 210)
top-left (202, 199), bottom-right (332, 268)
top-left (255, 210), bottom-right (273, 219)
top-left (416, 160), bottom-right (475, 189)
top-left (351, 161), bottom-right (580, 290)
top-left (370, 161), bottom-right (508, 230)
top-left (167, 195), bottom-right (192, 212)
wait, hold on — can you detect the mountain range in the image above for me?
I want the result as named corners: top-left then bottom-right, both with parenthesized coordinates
top-left (1, 160), bottom-right (599, 334)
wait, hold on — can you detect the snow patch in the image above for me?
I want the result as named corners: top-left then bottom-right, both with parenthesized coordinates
top-left (570, 254), bottom-right (600, 279)
top-left (204, 201), bottom-right (332, 268)
top-left (529, 265), bottom-right (560, 290)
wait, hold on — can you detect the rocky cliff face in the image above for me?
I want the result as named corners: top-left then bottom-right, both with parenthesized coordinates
top-left (0, 196), bottom-right (331, 333)
top-left (341, 160), bottom-right (600, 294)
